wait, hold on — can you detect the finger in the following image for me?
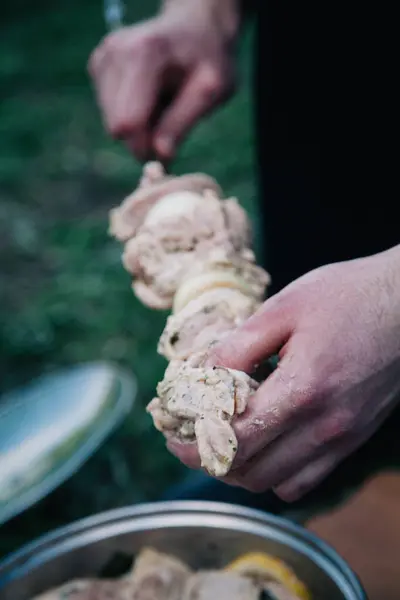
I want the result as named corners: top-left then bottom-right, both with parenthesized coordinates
top-left (164, 357), bottom-right (303, 473)
top-left (234, 393), bottom-right (359, 473)
top-left (110, 59), bottom-right (163, 139)
top-left (92, 52), bottom-right (122, 133)
top-left (153, 63), bottom-right (231, 160)
top-left (273, 453), bottom-right (340, 502)
top-left (229, 334), bottom-right (320, 466)
top-left (226, 419), bottom-right (323, 492)
top-left (275, 418), bottom-right (387, 502)
top-left (205, 293), bottom-right (295, 373)
top-left (116, 48), bottom-right (169, 159)
top-left (166, 439), bottom-right (201, 470)
top-left (166, 440), bottom-right (244, 486)
top-left (88, 34), bottom-right (158, 157)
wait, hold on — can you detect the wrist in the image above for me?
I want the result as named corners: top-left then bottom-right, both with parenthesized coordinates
top-left (161, 0), bottom-right (241, 43)
top-left (372, 244), bottom-right (400, 307)
top-left (386, 243), bottom-right (400, 285)
top-left (379, 244), bottom-right (400, 273)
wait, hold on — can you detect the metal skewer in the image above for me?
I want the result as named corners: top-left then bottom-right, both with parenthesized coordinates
top-left (104, 0), bottom-right (125, 31)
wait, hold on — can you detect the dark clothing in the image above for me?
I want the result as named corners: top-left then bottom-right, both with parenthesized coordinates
top-left (254, 1), bottom-right (398, 292)
top-left (165, 1), bottom-right (400, 519)
top-left (254, 0), bottom-right (400, 514)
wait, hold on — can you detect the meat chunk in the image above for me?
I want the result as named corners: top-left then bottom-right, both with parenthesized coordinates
top-left (147, 354), bottom-right (259, 477)
top-left (183, 572), bottom-right (260, 600)
top-left (32, 549), bottom-right (191, 600)
top-left (109, 162), bottom-right (222, 242)
top-left (121, 191), bottom-right (252, 310)
top-left (128, 548), bottom-right (191, 599)
top-left (158, 287), bottom-right (259, 361)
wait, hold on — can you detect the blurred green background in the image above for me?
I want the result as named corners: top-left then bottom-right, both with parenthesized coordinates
top-left (0, 0), bottom-right (258, 556)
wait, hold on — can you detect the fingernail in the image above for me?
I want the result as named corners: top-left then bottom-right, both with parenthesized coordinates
top-left (203, 352), bottom-right (218, 368)
top-left (155, 136), bottom-right (173, 158)
top-left (202, 340), bottom-right (221, 368)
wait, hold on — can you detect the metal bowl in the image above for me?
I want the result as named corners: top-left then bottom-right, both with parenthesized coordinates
top-left (0, 501), bottom-right (366, 600)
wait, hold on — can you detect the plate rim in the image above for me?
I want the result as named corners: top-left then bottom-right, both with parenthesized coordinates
top-left (0, 361), bottom-right (136, 526)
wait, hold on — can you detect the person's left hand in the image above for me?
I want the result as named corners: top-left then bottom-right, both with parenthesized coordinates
top-left (168, 246), bottom-right (400, 501)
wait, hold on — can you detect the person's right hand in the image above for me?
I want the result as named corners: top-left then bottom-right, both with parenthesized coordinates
top-left (88, 4), bottom-right (238, 162)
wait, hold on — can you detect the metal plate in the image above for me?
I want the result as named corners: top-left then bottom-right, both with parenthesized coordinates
top-left (0, 362), bottom-right (136, 526)
top-left (0, 501), bottom-right (367, 600)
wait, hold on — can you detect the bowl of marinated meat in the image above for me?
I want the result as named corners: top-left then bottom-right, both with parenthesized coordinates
top-left (0, 501), bottom-right (366, 600)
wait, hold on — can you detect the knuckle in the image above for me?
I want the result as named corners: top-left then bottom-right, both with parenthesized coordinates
top-left (88, 33), bottom-right (120, 75)
top-left (275, 484), bottom-right (302, 503)
top-left (108, 120), bottom-right (130, 138)
top-left (294, 384), bottom-right (314, 410)
top-left (147, 32), bottom-right (170, 56)
top-left (315, 409), bottom-right (354, 444)
top-left (129, 31), bottom-right (169, 60)
top-left (127, 36), bottom-right (146, 58)
top-left (102, 33), bottom-right (120, 54)
top-left (277, 368), bottom-right (314, 410)
top-left (288, 366), bottom-right (326, 411)
top-left (198, 65), bottom-right (224, 98)
top-left (109, 115), bottom-right (143, 138)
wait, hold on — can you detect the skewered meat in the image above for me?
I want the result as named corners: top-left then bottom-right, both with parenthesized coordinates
top-left (147, 353), bottom-right (259, 477)
top-left (109, 162), bottom-right (222, 242)
top-left (109, 162), bottom-right (270, 476)
top-left (121, 190), bottom-right (252, 310)
top-left (172, 247), bottom-right (270, 313)
top-left (158, 286), bottom-right (259, 361)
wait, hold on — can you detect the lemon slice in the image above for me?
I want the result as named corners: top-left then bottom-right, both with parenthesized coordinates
top-left (173, 271), bottom-right (253, 313)
top-left (225, 552), bottom-right (311, 599)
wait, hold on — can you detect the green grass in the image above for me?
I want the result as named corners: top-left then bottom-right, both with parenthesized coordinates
top-left (0, 0), bottom-right (258, 556)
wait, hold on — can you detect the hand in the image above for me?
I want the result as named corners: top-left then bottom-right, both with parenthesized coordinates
top-left (88, 3), bottom-right (238, 161)
top-left (169, 246), bottom-right (400, 501)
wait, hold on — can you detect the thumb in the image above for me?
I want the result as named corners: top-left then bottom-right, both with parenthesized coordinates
top-left (153, 62), bottom-right (231, 159)
top-left (205, 295), bottom-right (295, 373)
